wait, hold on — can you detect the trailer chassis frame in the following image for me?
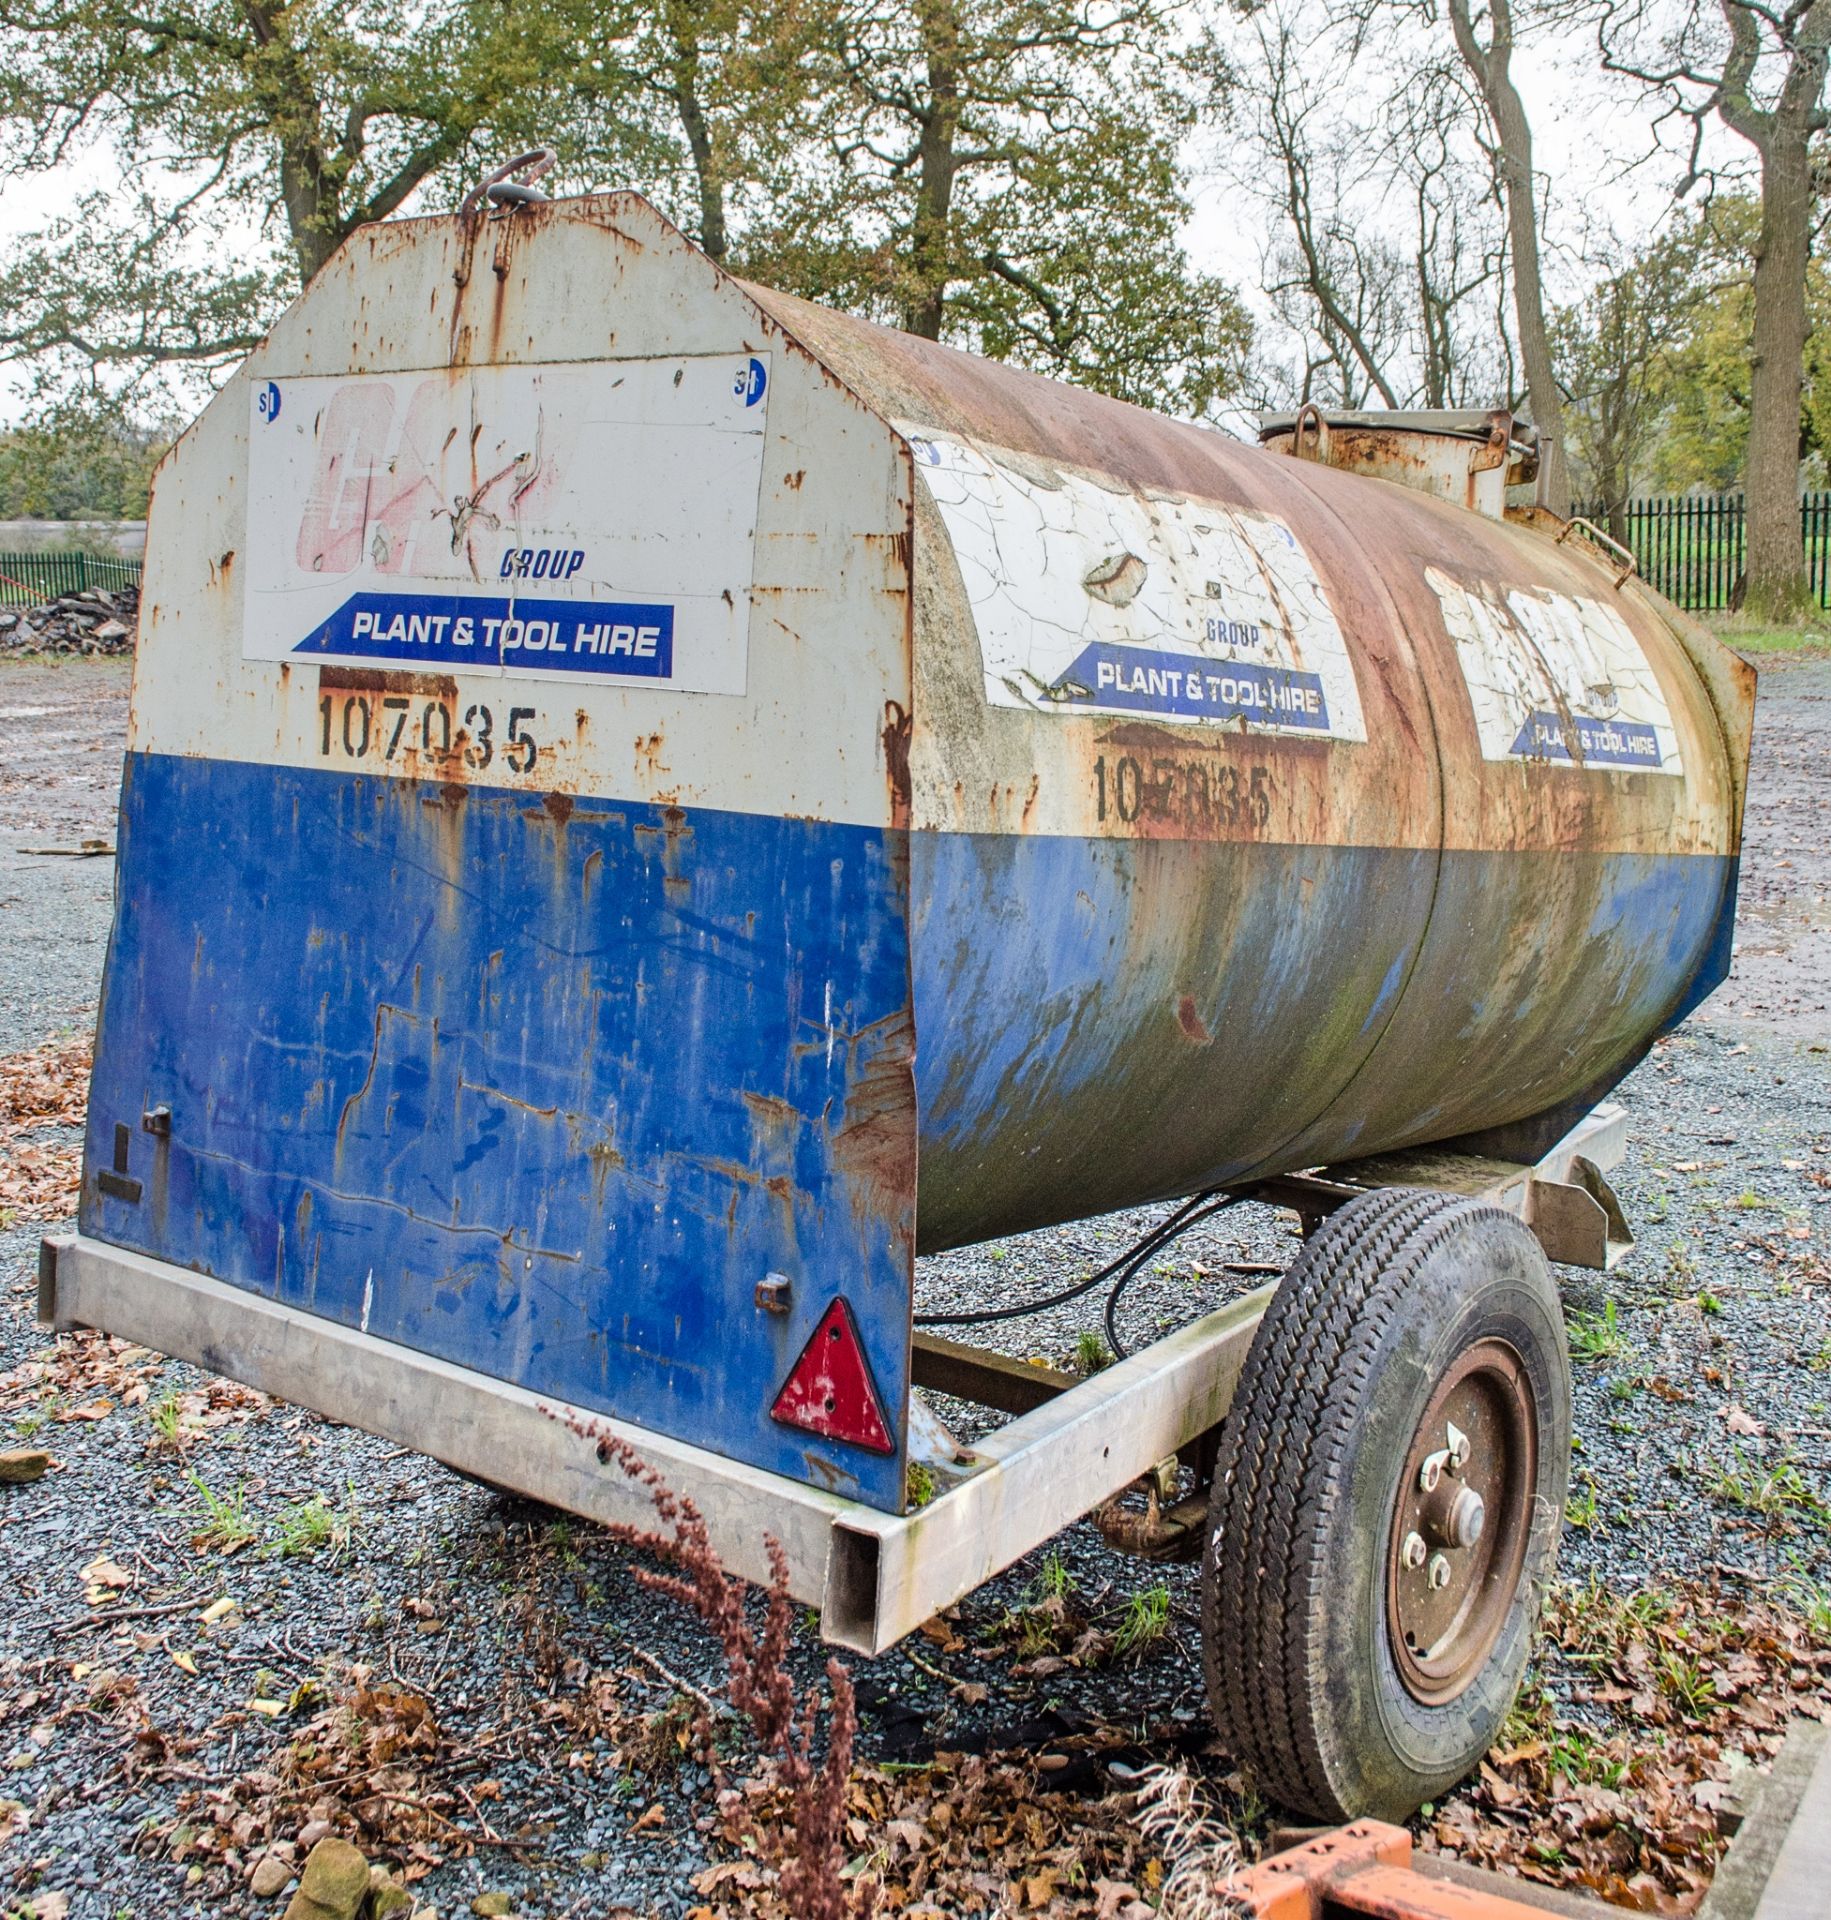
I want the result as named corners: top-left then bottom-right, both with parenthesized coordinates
top-left (39, 1104), bottom-right (1627, 1658)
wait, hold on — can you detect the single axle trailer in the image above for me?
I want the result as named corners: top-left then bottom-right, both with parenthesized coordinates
top-left (44, 167), bottom-right (1751, 1822)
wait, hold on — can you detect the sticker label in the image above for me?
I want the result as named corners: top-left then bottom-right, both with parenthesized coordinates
top-left (245, 356), bottom-right (769, 691)
top-left (904, 429), bottom-right (1365, 740)
top-left (1427, 568), bottom-right (1681, 774)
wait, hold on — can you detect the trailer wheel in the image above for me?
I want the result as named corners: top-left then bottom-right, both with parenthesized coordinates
top-left (1202, 1187), bottom-right (1570, 1821)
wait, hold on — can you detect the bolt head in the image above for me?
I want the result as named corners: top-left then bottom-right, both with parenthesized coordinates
top-left (1419, 1456), bottom-right (1443, 1494)
top-left (1401, 1530), bottom-right (1428, 1570)
top-left (1427, 1552), bottom-right (1452, 1591)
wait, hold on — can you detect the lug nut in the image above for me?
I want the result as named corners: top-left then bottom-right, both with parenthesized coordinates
top-left (1427, 1553), bottom-right (1452, 1591)
top-left (1418, 1449), bottom-right (1449, 1494)
top-left (1401, 1530), bottom-right (1427, 1570)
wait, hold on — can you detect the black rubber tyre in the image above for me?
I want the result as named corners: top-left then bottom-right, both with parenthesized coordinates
top-left (1201, 1187), bottom-right (1571, 1822)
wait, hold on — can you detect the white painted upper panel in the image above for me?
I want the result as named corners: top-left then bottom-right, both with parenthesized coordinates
top-left (244, 357), bottom-right (769, 695)
top-left (905, 428), bottom-right (1366, 743)
top-left (127, 197), bottom-right (912, 827)
top-left (1428, 569), bottom-right (1683, 776)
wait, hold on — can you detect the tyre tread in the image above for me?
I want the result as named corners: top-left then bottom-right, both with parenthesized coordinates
top-left (1202, 1188), bottom-right (1521, 1815)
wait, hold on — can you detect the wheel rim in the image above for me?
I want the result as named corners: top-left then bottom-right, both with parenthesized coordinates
top-left (1386, 1337), bottom-right (1537, 1706)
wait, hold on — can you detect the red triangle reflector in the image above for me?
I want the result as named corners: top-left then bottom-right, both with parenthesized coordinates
top-left (770, 1297), bottom-right (895, 1455)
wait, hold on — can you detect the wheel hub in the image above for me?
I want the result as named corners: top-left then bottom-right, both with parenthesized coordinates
top-left (1386, 1338), bottom-right (1536, 1706)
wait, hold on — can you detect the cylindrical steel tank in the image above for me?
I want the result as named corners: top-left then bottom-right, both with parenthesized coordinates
top-left (82, 191), bottom-right (1752, 1509)
top-left (742, 291), bottom-right (1753, 1250)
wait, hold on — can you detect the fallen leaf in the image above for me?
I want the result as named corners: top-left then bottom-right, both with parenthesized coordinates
top-left (171, 1649), bottom-right (199, 1676)
top-left (1725, 1406), bottom-right (1766, 1438)
top-left (78, 1556), bottom-right (131, 1591)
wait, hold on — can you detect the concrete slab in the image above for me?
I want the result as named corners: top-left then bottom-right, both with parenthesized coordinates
top-left (1699, 1720), bottom-right (1830, 1920)
top-left (1750, 1719), bottom-right (1831, 1920)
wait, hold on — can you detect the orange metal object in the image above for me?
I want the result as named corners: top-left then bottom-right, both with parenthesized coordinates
top-left (1224, 1825), bottom-right (1412, 1920)
top-left (1224, 1824), bottom-right (1591, 1920)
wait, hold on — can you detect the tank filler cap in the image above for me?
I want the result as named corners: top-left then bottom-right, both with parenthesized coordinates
top-left (1256, 405), bottom-right (1539, 521)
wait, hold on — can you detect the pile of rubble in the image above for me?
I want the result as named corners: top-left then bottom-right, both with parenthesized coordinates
top-left (0, 583), bottom-right (138, 656)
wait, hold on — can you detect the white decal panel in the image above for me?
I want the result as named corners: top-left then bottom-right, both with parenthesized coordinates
top-left (905, 429), bottom-right (1366, 741)
top-left (1427, 568), bottom-right (1682, 775)
top-left (244, 355), bottom-right (771, 692)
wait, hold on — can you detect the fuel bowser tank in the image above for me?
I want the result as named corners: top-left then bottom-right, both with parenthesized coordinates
top-left (80, 192), bottom-right (1753, 1511)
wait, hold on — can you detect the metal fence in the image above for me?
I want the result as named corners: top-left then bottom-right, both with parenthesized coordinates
top-left (1576, 493), bottom-right (1831, 613)
top-left (0, 549), bottom-right (143, 608)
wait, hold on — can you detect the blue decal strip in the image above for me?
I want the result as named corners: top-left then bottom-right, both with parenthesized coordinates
top-left (1508, 709), bottom-right (1663, 768)
top-left (1050, 644), bottom-right (1331, 728)
top-left (291, 591), bottom-right (676, 677)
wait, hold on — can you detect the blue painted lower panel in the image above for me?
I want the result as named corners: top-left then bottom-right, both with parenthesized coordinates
top-left (909, 830), bottom-right (1735, 1248)
top-left (82, 752), bottom-right (916, 1510)
top-left (85, 749), bottom-right (1737, 1501)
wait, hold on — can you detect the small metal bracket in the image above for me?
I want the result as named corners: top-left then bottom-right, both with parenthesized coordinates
top-left (1556, 515), bottom-right (1638, 591)
top-left (96, 1120), bottom-right (142, 1204)
top-left (1526, 1155), bottom-right (1634, 1269)
top-left (1285, 400), bottom-right (1331, 464)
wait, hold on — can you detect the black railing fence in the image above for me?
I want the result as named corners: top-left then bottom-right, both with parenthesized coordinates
top-left (1573, 493), bottom-right (1831, 613)
top-left (0, 549), bottom-right (143, 608)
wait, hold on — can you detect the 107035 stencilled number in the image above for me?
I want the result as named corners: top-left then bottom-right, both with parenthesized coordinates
top-left (316, 693), bottom-right (540, 774)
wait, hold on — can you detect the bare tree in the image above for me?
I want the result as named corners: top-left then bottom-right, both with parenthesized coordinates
top-left (1436, 0), bottom-right (1573, 509)
top-left (1598, 0), bottom-right (1830, 617)
top-left (1229, 5), bottom-right (1510, 413)
top-left (1250, 10), bottom-right (1406, 404)
top-left (1390, 57), bottom-right (1516, 406)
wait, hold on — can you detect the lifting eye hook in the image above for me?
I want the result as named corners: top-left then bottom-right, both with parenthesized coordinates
top-left (1285, 400), bottom-right (1332, 465)
top-left (458, 147), bottom-right (557, 219)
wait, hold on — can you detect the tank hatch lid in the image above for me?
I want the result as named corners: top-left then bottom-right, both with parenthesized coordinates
top-left (1256, 407), bottom-right (1538, 446)
top-left (1257, 405), bottom-right (1538, 520)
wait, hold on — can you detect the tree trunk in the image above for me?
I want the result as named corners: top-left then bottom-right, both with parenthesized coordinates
top-left (1446, 0), bottom-right (1569, 513)
top-left (243, 2), bottom-right (342, 283)
top-left (906, 0), bottom-right (962, 339)
top-left (675, 58), bottom-right (727, 263)
top-left (280, 143), bottom-right (342, 283)
top-left (1740, 99), bottom-right (1821, 613)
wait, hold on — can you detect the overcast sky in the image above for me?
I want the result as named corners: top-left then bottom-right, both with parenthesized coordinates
top-left (0, 18), bottom-right (1748, 434)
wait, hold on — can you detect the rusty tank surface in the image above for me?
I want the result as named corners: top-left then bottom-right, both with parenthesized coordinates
top-left (75, 190), bottom-right (1752, 1514)
top-left (743, 304), bottom-right (1753, 1252)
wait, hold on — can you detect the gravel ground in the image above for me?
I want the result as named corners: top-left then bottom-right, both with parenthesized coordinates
top-left (2, 650), bottom-right (1828, 1918)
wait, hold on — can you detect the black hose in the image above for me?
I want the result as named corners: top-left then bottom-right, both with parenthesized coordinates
top-left (912, 1188), bottom-right (1226, 1329)
top-left (1101, 1193), bottom-right (1247, 1359)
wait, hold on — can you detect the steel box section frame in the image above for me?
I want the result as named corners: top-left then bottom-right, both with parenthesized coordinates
top-left (38, 1099), bottom-right (1630, 1655)
top-left (37, 1232), bottom-right (1271, 1657)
